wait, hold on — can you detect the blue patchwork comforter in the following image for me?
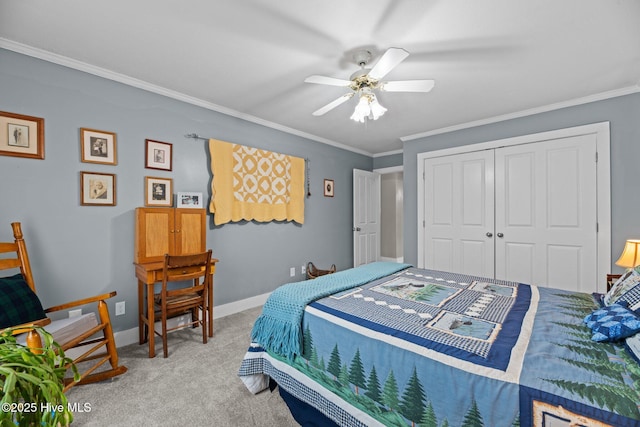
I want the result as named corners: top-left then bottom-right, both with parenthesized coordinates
top-left (240, 266), bottom-right (640, 427)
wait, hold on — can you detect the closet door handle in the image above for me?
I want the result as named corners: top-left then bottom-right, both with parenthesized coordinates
top-left (497, 232), bottom-right (504, 238)
top-left (486, 232), bottom-right (493, 238)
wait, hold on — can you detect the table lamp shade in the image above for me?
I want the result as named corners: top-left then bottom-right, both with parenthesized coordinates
top-left (615, 239), bottom-right (640, 268)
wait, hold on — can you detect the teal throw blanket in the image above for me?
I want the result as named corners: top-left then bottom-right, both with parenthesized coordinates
top-left (251, 261), bottom-right (411, 359)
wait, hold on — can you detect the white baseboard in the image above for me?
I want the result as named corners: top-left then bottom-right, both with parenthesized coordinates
top-left (113, 292), bottom-right (271, 348)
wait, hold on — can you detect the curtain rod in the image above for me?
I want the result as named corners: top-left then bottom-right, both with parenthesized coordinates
top-left (184, 133), bottom-right (209, 141)
top-left (184, 132), bottom-right (309, 162)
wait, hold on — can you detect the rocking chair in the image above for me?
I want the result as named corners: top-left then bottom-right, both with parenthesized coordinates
top-left (0, 222), bottom-right (127, 391)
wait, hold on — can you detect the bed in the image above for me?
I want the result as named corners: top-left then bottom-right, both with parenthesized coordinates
top-left (239, 262), bottom-right (640, 427)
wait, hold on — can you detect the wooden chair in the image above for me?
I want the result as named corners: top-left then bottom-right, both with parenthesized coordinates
top-left (146, 250), bottom-right (212, 358)
top-left (0, 222), bottom-right (127, 391)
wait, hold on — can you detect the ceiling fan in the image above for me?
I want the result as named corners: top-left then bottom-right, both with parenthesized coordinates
top-left (304, 47), bottom-right (435, 123)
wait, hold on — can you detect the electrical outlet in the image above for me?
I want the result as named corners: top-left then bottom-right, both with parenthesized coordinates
top-left (290, 267), bottom-right (295, 277)
top-left (115, 301), bottom-right (125, 316)
top-left (301, 265), bottom-right (306, 275)
top-left (69, 309), bottom-right (82, 318)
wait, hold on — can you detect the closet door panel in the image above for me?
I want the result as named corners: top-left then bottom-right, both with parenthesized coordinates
top-left (543, 139), bottom-right (596, 292)
top-left (432, 238), bottom-right (454, 272)
top-left (495, 134), bottom-right (597, 291)
top-left (503, 152), bottom-right (535, 227)
top-left (461, 239), bottom-right (489, 276)
top-left (425, 160), bottom-right (454, 272)
top-left (503, 242), bottom-right (535, 285)
top-left (424, 151), bottom-right (494, 277)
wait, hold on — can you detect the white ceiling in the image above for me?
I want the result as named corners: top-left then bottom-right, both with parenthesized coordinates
top-left (1, 0), bottom-right (639, 155)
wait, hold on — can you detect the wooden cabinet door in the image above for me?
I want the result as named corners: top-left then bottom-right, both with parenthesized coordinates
top-left (174, 209), bottom-right (206, 255)
top-left (135, 208), bottom-right (175, 263)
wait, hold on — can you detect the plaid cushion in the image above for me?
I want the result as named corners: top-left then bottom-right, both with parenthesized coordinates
top-left (604, 269), bottom-right (640, 306)
top-left (0, 273), bottom-right (46, 329)
top-left (584, 302), bottom-right (640, 342)
top-left (616, 282), bottom-right (640, 312)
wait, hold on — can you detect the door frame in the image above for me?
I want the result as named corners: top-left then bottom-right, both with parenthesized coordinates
top-left (374, 165), bottom-right (404, 263)
top-left (417, 122), bottom-right (611, 290)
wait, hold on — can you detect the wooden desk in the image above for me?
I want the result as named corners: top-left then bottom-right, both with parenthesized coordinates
top-left (134, 259), bottom-right (218, 358)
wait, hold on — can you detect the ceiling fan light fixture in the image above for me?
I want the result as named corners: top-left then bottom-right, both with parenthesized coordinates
top-left (369, 95), bottom-right (387, 120)
top-left (350, 94), bottom-right (371, 123)
top-left (350, 92), bottom-right (387, 123)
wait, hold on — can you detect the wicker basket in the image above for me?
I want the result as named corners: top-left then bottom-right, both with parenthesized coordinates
top-left (307, 262), bottom-right (336, 280)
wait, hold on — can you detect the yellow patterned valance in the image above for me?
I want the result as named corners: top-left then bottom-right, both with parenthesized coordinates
top-left (209, 139), bottom-right (305, 225)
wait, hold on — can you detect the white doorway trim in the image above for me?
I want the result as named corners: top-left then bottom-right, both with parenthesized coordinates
top-left (417, 122), bottom-right (611, 291)
top-left (374, 166), bottom-right (404, 263)
top-left (374, 165), bottom-right (404, 174)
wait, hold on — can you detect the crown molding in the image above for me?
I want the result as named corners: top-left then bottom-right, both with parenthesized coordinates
top-left (401, 85), bottom-right (640, 142)
top-left (372, 148), bottom-right (403, 158)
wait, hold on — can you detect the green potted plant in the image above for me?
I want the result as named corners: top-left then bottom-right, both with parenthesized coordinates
top-left (0, 327), bottom-right (79, 427)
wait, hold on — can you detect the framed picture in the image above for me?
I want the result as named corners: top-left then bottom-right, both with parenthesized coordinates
top-left (0, 111), bottom-right (44, 159)
top-left (324, 179), bottom-right (334, 197)
top-left (145, 176), bottom-right (173, 207)
top-left (145, 139), bottom-right (172, 171)
top-left (177, 192), bottom-right (203, 208)
top-left (80, 172), bottom-right (116, 206)
top-left (81, 128), bottom-right (117, 165)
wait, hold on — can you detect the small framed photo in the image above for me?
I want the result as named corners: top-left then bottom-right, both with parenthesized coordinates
top-left (145, 176), bottom-right (173, 207)
top-left (0, 111), bottom-right (44, 160)
top-left (81, 128), bottom-right (117, 165)
top-left (80, 172), bottom-right (116, 206)
top-left (145, 139), bottom-right (172, 171)
top-left (324, 179), bottom-right (334, 197)
top-left (177, 192), bottom-right (203, 208)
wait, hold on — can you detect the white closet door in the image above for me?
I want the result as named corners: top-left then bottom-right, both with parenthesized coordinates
top-left (494, 134), bottom-right (597, 291)
top-left (423, 150), bottom-right (495, 277)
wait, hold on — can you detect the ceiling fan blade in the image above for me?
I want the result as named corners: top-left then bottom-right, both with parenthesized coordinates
top-left (305, 75), bottom-right (352, 87)
top-left (312, 93), bottom-right (354, 116)
top-left (368, 47), bottom-right (410, 81)
top-left (380, 79), bottom-right (435, 93)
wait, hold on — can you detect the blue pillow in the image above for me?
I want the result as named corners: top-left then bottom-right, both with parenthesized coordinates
top-left (584, 302), bottom-right (640, 342)
top-left (0, 273), bottom-right (46, 329)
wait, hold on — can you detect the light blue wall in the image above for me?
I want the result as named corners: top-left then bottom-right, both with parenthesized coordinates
top-left (403, 92), bottom-right (640, 273)
top-left (373, 152), bottom-right (403, 170)
top-left (0, 49), bottom-right (372, 332)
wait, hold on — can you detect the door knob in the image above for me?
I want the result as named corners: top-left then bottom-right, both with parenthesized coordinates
top-left (486, 232), bottom-right (493, 238)
top-left (497, 232), bottom-right (504, 238)
top-left (353, 227), bottom-right (361, 231)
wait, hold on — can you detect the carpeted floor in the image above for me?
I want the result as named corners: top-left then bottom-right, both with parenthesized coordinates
top-left (66, 306), bottom-right (299, 426)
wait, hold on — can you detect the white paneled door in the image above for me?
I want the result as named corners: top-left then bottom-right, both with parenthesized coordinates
top-left (423, 150), bottom-right (495, 277)
top-left (353, 169), bottom-right (380, 267)
top-left (422, 132), bottom-right (598, 291)
top-left (495, 134), bottom-right (597, 291)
